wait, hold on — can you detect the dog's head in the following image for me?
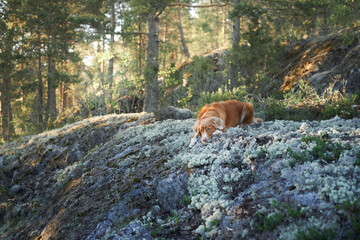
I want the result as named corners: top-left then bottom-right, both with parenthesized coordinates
top-left (193, 117), bottom-right (224, 143)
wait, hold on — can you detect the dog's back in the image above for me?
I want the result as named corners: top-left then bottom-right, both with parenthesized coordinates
top-left (198, 100), bottom-right (254, 128)
top-left (190, 99), bottom-right (261, 147)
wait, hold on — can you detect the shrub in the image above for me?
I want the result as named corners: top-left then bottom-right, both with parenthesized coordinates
top-left (198, 86), bottom-right (248, 109)
top-left (265, 79), bottom-right (358, 121)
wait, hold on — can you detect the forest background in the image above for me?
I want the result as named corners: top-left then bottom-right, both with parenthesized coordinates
top-left (0, 0), bottom-right (359, 143)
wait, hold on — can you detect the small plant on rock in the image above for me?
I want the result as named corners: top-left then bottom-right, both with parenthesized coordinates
top-left (256, 200), bottom-right (305, 231)
top-left (296, 227), bottom-right (336, 240)
top-left (288, 134), bottom-right (351, 167)
top-left (336, 199), bottom-right (360, 239)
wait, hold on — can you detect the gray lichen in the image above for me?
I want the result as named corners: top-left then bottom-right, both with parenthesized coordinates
top-left (0, 114), bottom-right (359, 239)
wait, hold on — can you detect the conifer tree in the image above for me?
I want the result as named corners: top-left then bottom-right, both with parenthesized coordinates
top-left (129, 0), bottom-right (173, 112)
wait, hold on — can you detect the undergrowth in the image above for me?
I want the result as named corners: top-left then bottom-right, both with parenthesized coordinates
top-left (265, 78), bottom-right (358, 121)
top-left (193, 77), bottom-right (358, 122)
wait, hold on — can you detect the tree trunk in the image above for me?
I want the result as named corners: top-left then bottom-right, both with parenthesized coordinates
top-left (144, 14), bottom-right (160, 113)
top-left (107, 0), bottom-right (115, 107)
top-left (223, 2), bottom-right (227, 45)
top-left (45, 31), bottom-right (57, 128)
top-left (62, 83), bottom-right (69, 111)
top-left (138, 23), bottom-right (143, 75)
top-left (46, 54), bottom-right (57, 126)
top-left (37, 31), bottom-right (44, 128)
top-left (177, 5), bottom-right (191, 59)
top-left (1, 70), bottom-right (13, 142)
top-left (163, 17), bottom-right (167, 69)
top-left (1, 31), bottom-right (15, 142)
top-left (229, 0), bottom-right (241, 90)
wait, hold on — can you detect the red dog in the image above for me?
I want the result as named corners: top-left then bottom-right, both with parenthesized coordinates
top-left (189, 99), bottom-right (262, 147)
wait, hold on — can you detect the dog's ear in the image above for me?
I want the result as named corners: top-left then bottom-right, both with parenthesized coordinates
top-left (211, 117), bottom-right (225, 130)
top-left (193, 120), bottom-right (201, 134)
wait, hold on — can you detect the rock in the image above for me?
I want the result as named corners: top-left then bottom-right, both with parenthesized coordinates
top-left (114, 221), bottom-right (152, 240)
top-left (9, 184), bottom-right (23, 197)
top-left (1, 113), bottom-right (359, 240)
top-left (155, 106), bottom-right (193, 121)
top-left (156, 173), bottom-right (188, 213)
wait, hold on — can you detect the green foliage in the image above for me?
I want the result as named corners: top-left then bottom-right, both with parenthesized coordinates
top-left (256, 200), bottom-right (305, 231)
top-left (336, 199), bottom-right (360, 239)
top-left (183, 56), bottom-right (225, 106)
top-left (151, 225), bottom-right (163, 239)
top-left (296, 227), bottom-right (336, 240)
top-left (168, 209), bottom-right (181, 223)
top-left (198, 86), bottom-right (248, 109)
top-left (288, 134), bottom-right (351, 167)
top-left (265, 79), bottom-right (358, 121)
top-left (0, 186), bottom-right (8, 197)
top-left (256, 211), bottom-right (285, 231)
top-left (181, 195), bottom-right (192, 207)
top-left (2, 0), bottom-right (360, 143)
top-left (204, 219), bottom-right (221, 232)
top-left (288, 147), bottom-right (311, 168)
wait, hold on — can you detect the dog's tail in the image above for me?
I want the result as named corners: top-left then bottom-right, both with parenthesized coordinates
top-left (240, 102), bottom-right (254, 124)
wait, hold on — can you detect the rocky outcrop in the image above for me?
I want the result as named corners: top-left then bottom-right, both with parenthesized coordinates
top-left (276, 32), bottom-right (360, 94)
top-left (0, 113), bottom-right (359, 239)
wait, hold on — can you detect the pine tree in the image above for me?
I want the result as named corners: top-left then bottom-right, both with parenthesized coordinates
top-left (129, 0), bottom-right (173, 112)
top-left (0, 0), bottom-right (22, 141)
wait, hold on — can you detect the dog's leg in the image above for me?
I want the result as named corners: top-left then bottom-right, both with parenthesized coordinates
top-left (189, 133), bottom-right (198, 148)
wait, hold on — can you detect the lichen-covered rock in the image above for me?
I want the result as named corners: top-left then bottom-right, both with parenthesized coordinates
top-left (154, 106), bottom-right (193, 121)
top-left (157, 173), bottom-right (189, 213)
top-left (0, 113), bottom-right (359, 240)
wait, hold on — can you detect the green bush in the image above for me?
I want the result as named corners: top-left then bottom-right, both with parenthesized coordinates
top-left (265, 79), bottom-right (358, 121)
top-left (198, 86), bottom-right (248, 109)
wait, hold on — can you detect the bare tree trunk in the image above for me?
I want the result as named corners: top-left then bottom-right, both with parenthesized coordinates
top-left (62, 84), bottom-right (69, 111)
top-left (45, 29), bottom-right (57, 128)
top-left (144, 14), bottom-right (160, 113)
top-left (37, 31), bottom-right (44, 128)
top-left (1, 29), bottom-right (15, 142)
top-left (177, 5), bottom-right (191, 59)
top-left (1, 68), bottom-right (13, 142)
top-left (223, 1), bottom-right (227, 45)
top-left (108, 0), bottom-right (115, 108)
top-left (163, 17), bottom-right (167, 69)
top-left (46, 54), bottom-right (57, 125)
top-left (138, 23), bottom-right (143, 75)
top-left (229, 0), bottom-right (241, 90)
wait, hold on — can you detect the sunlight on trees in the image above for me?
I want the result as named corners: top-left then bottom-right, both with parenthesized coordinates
top-left (0, 0), bottom-right (359, 142)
